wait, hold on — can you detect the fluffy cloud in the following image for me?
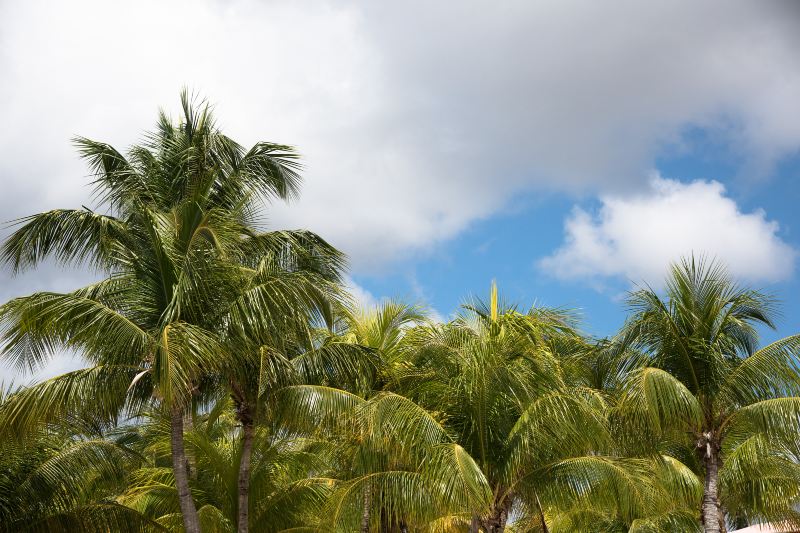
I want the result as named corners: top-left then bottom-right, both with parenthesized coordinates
top-left (539, 177), bottom-right (797, 285)
top-left (1, 0), bottom-right (799, 273)
top-left (344, 276), bottom-right (380, 310)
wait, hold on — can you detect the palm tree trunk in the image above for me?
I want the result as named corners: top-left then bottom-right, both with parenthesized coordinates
top-left (170, 404), bottom-right (201, 533)
top-left (361, 483), bottom-right (371, 533)
top-left (487, 497), bottom-right (511, 533)
top-left (183, 405), bottom-right (197, 481)
top-left (237, 417), bottom-right (255, 533)
top-left (469, 516), bottom-right (480, 533)
top-left (184, 408), bottom-right (196, 480)
top-left (231, 384), bottom-right (255, 533)
top-left (701, 434), bottom-right (722, 533)
top-left (717, 495), bottom-right (728, 533)
top-left (495, 507), bottom-right (509, 533)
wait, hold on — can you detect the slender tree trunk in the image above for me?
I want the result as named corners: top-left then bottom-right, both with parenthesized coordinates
top-left (478, 499), bottom-right (511, 533)
top-left (495, 506), bottom-right (509, 533)
top-left (170, 404), bottom-right (201, 533)
top-left (717, 490), bottom-right (727, 533)
top-left (184, 408), bottom-right (196, 480)
top-left (469, 516), bottom-right (480, 533)
top-left (232, 384), bottom-right (256, 533)
top-left (700, 433), bottom-right (722, 533)
top-left (237, 418), bottom-right (255, 533)
top-left (361, 483), bottom-right (372, 533)
top-left (495, 496), bottom-right (512, 533)
top-left (535, 493), bottom-right (549, 533)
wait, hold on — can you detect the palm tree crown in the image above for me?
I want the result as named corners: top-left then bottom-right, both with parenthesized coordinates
top-left (0, 90), bottom-right (343, 533)
top-left (619, 258), bottom-right (800, 532)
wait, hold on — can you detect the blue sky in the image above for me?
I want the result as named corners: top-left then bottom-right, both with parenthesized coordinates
top-left (1, 0), bottom-right (799, 381)
top-left (352, 146), bottom-right (800, 343)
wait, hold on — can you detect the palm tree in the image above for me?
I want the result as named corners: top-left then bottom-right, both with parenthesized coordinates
top-left (217, 284), bottom-right (376, 533)
top-left (495, 340), bottom-right (707, 533)
top-left (400, 283), bottom-right (613, 532)
top-left (328, 301), bottom-right (431, 532)
top-left (535, 440), bottom-right (703, 533)
top-left (276, 301), bottom-right (492, 531)
top-left (618, 257), bottom-right (800, 532)
top-left (120, 399), bottom-right (333, 532)
top-left (0, 91), bottom-right (333, 533)
top-left (278, 381), bottom-right (492, 531)
top-left (0, 388), bottom-right (159, 532)
top-left (335, 300), bottom-right (428, 390)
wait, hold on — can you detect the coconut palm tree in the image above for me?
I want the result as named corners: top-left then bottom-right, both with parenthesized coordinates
top-left (217, 288), bottom-right (377, 533)
top-left (330, 301), bottom-right (432, 532)
top-left (277, 381), bottom-right (492, 531)
top-left (399, 283), bottom-right (614, 532)
top-left (617, 257), bottom-right (800, 532)
top-left (335, 300), bottom-right (428, 391)
top-left (506, 336), bottom-right (706, 533)
top-left (542, 454), bottom-right (703, 533)
top-left (0, 91), bottom-right (340, 533)
top-left (275, 301), bottom-right (492, 532)
top-left (120, 398), bottom-right (334, 532)
top-left (0, 388), bottom-right (159, 532)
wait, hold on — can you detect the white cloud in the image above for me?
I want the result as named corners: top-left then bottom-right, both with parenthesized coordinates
top-left (540, 177), bottom-right (797, 286)
top-left (0, 352), bottom-right (85, 387)
top-left (0, 0), bottom-right (799, 274)
top-left (344, 276), bottom-right (379, 310)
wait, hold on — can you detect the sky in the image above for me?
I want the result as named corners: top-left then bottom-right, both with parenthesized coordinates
top-left (1, 0), bottom-right (799, 382)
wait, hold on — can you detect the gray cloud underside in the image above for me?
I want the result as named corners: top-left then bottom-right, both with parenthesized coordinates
top-left (1, 0), bottom-right (799, 274)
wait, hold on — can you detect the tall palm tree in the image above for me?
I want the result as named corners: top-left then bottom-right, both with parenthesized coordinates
top-left (329, 301), bottom-right (430, 532)
top-left (0, 91), bottom-right (334, 533)
top-left (218, 286), bottom-right (376, 533)
top-left (278, 380), bottom-right (492, 531)
top-left (121, 399), bottom-right (334, 532)
top-left (618, 257), bottom-right (800, 532)
top-left (275, 301), bottom-right (492, 531)
top-left (400, 283), bottom-right (613, 532)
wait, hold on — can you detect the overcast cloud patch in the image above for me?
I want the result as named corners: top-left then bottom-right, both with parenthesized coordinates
top-left (1, 1), bottom-right (800, 272)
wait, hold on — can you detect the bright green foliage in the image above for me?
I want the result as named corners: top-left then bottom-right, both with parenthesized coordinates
top-left (395, 284), bottom-right (623, 531)
top-left (0, 89), bottom-right (336, 425)
top-left (0, 92), bottom-right (799, 533)
top-left (617, 257), bottom-right (800, 531)
top-left (0, 405), bottom-right (159, 533)
top-left (119, 401), bottom-right (332, 532)
top-left (0, 91), bottom-right (345, 532)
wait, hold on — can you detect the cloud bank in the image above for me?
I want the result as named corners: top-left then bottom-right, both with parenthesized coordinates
top-left (540, 177), bottom-right (797, 286)
top-left (1, 0), bottom-right (799, 271)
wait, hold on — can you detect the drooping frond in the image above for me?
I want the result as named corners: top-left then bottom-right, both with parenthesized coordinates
top-left (0, 365), bottom-right (144, 438)
top-left (617, 367), bottom-right (703, 436)
top-left (0, 290), bottom-right (151, 372)
top-left (2, 209), bottom-right (129, 273)
top-left (720, 335), bottom-right (800, 406)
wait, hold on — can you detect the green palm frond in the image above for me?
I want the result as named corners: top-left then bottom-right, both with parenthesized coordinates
top-left (617, 367), bottom-right (703, 435)
top-left (0, 366), bottom-right (144, 438)
top-left (1, 208), bottom-right (129, 273)
top-left (720, 335), bottom-right (800, 406)
top-left (0, 290), bottom-right (151, 371)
